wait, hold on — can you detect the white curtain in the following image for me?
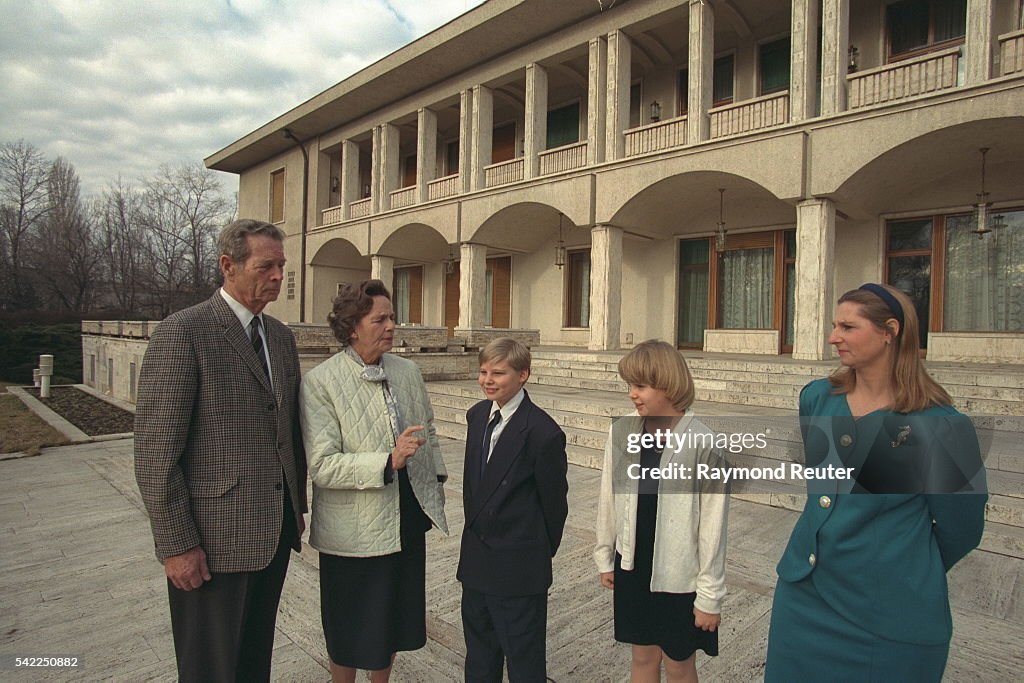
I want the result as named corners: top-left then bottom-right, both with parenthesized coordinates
top-left (394, 269), bottom-right (410, 324)
top-left (944, 211), bottom-right (1023, 331)
top-left (719, 247), bottom-right (774, 329)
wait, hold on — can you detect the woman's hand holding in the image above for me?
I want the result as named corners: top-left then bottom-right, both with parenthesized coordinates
top-left (694, 607), bottom-right (720, 631)
top-left (599, 571), bottom-right (614, 590)
top-left (392, 425), bottom-right (426, 470)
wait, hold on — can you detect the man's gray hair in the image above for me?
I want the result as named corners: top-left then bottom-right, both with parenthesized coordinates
top-left (217, 219), bottom-right (285, 263)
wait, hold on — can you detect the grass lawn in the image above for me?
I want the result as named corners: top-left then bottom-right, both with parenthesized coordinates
top-left (0, 393), bottom-right (70, 456)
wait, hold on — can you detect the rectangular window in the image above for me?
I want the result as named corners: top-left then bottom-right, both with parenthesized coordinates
top-left (487, 256), bottom-right (511, 328)
top-left (287, 271), bottom-right (295, 300)
top-left (629, 81), bottom-right (642, 128)
top-left (719, 233), bottom-right (776, 329)
top-left (392, 266), bottom-right (423, 325)
top-left (566, 250), bottom-right (591, 327)
top-left (402, 154), bottom-right (417, 188)
top-left (129, 362), bottom-right (137, 402)
top-left (679, 55), bottom-right (736, 114)
top-left (492, 123), bottom-right (516, 163)
top-left (446, 140), bottom-right (460, 175)
top-left (546, 101), bottom-right (581, 149)
top-left (107, 358), bottom-right (114, 392)
top-left (887, 0), bottom-right (966, 59)
top-left (886, 218), bottom-right (934, 349)
top-left (677, 240), bottom-right (710, 346)
top-left (270, 169), bottom-right (285, 223)
top-left (89, 354), bottom-right (96, 383)
top-left (759, 37), bottom-right (792, 95)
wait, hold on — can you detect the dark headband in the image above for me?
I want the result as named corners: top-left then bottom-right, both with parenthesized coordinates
top-left (858, 283), bottom-right (904, 332)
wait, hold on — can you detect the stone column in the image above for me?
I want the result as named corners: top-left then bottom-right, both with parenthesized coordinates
top-left (587, 36), bottom-right (608, 166)
top-left (820, 0), bottom-right (850, 116)
top-left (340, 139), bottom-right (359, 220)
top-left (379, 122), bottom-right (400, 211)
top-left (792, 199), bottom-right (836, 360)
top-left (605, 30), bottom-right (631, 161)
top-left (470, 85), bottom-right (493, 191)
top-left (370, 125), bottom-right (382, 214)
top-left (524, 63), bottom-right (548, 179)
top-left (589, 224), bottom-right (623, 351)
top-left (458, 243), bottom-right (487, 329)
top-left (416, 108), bottom-right (438, 203)
top-left (371, 255), bottom-right (395, 290)
top-left (459, 89), bottom-right (473, 193)
top-left (791, 0), bottom-right (820, 122)
top-left (688, 0), bottom-right (714, 142)
top-left (964, 0), bottom-right (994, 84)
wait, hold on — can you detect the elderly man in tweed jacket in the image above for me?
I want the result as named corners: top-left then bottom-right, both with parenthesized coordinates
top-left (134, 219), bottom-right (307, 683)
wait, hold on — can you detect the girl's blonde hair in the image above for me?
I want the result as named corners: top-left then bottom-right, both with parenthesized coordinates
top-left (618, 340), bottom-right (695, 413)
top-left (828, 284), bottom-right (951, 412)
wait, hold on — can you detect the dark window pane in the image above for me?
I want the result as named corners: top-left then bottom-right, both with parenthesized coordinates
top-left (934, 0), bottom-right (967, 42)
top-left (888, 219), bottom-right (932, 251)
top-left (446, 140), bottom-right (459, 175)
top-left (785, 230), bottom-right (796, 258)
top-left (567, 251), bottom-right (591, 327)
top-left (713, 54), bottom-right (734, 102)
top-left (785, 262), bottom-right (796, 346)
top-left (629, 82), bottom-right (642, 128)
top-left (888, 0), bottom-right (930, 55)
top-left (546, 102), bottom-right (580, 149)
top-left (888, 255), bottom-right (931, 348)
top-left (678, 69), bottom-right (688, 113)
top-left (680, 239), bottom-right (710, 266)
top-left (759, 37), bottom-right (791, 94)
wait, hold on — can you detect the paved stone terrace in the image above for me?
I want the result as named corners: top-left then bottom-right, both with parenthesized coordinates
top-left (1, 436), bottom-right (1022, 681)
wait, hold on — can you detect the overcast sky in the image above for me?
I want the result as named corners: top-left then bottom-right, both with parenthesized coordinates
top-left (0, 0), bottom-right (486, 197)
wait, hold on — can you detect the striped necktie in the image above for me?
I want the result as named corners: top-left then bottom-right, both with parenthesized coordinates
top-left (250, 316), bottom-right (270, 379)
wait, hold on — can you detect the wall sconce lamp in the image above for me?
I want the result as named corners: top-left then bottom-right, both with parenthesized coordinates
top-left (715, 188), bottom-right (727, 252)
top-left (650, 100), bottom-right (662, 122)
top-left (974, 147), bottom-right (1004, 239)
top-left (848, 45), bottom-right (859, 73)
top-left (555, 213), bottom-right (567, 268)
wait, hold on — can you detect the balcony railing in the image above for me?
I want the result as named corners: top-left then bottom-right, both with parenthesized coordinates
top-left (538, 141), bottom-right (588, 175)
top-left (1000, 29), bottom-right (1024, 76)
top-left (624, 115), bottom-right (688, 157)
top-left (427, 173), bottom-right (460, 200)
top-left (484, 158), bottom-right (524, 188)
top-left (848, 46), bottom-right (960, 109)
top-left (350, 197), bottom-right (372, 219)
top-left (710, 92), bottom-right (790, 138)
top-left (322, 204), bottom-right (345, 225)
top-left (389, 186), bottom-right (416, 209)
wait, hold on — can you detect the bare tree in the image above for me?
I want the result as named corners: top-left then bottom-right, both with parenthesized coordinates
top-left (0, 140), bottom-right (50, 309)
top-left (32, 158), bottom-right (101, 313)
top-left (95, 178), bottom-right (145, 314)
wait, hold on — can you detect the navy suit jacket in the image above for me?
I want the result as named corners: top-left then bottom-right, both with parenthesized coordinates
top-left (457, 390), bottom-right (569, 597)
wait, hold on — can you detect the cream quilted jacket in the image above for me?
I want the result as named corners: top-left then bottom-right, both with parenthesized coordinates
top-left (300, 351), bottom-right (448, 557)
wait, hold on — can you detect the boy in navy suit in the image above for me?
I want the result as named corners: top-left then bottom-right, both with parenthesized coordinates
top-left (457, 338), bottom-right (569, 682)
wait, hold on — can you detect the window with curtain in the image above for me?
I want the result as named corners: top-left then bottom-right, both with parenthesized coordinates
top-left (566, 250), bottom-right (591, 327)
top-left (887, 0), bottom-right (966, 58)
top-left (944, 210), bottom-right (1023, 331)
top-left (270, 169), bottom-right (285, 223)
top-left (678, 54), bottom-right (735, 114)
top-left (394, 269), bottom-right (411, 324)
top-left (546, 102), bottom-right (581, 149)
top-left (484, 269), bottom-right (493, 327)
top-left (886, 218), bottom-right (933, 349)
top-left (719, 247), bottom-right (775, 328)
top-left (677, 240), bottom-right (709, 346)
top-left (759, 37), bottom-right (791, 95)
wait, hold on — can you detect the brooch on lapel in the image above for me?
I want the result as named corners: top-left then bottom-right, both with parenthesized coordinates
top-left (891, 425), bottom-right (912, 448)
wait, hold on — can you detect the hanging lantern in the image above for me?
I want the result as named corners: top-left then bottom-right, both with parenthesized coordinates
top-left (555, 213), bottom-right (567, 268)
top-left (973, 147), bottom-right (993, 240)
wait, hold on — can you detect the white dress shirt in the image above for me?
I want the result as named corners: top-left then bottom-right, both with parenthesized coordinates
top-left (485, 387), bottom-right (525, 462)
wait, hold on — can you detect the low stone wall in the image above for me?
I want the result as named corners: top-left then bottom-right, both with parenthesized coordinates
top-left (454, 327), bottom-right (541, 350)
top-left (704, 329), bottom-right (780, 355)
top-left (928, 332), bottom-right (1024, 364)
top-left (81, 332), bottom-right (150, 403)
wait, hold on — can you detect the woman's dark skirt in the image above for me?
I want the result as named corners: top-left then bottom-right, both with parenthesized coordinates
top-left (319, 468), bottom-right (431, 671)
top-left (765, 575), bottom-right (949, 682)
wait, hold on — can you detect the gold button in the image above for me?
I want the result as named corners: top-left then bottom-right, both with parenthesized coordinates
top-left (839, 434), bottom-right (853, 447)
top-left (819, 495), bottom-right (832, 509)
top-left (808, 553), bottom-right (817, 567)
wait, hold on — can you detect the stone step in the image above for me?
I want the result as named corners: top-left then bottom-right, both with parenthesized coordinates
top-left (979, 520), bottom-right (1024, 560)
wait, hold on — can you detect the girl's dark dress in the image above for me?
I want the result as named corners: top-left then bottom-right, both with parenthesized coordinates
top-left (613, 443), bottom-right (718, 661)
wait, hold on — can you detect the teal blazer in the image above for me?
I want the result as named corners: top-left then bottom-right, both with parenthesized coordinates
top-left (776, 379), bottom-right (987, 645)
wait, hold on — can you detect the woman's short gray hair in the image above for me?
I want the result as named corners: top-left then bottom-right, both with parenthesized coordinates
top-left (217, 219), bottom-right (285, 263)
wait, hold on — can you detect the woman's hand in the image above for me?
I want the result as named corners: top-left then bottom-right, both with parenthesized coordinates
top-left (599, 571), bottom-right (614, 590)
top-left (694, 607), bottom-right (720, 631)
top-left (392, 425), bottom-right (426, 470)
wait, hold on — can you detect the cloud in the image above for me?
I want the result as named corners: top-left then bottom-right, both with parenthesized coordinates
top-left (0, 0), bottom-right (485, 196)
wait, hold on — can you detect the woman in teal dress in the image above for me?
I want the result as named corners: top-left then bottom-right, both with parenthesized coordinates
top-left (765, 283), bottom-right (987, 682)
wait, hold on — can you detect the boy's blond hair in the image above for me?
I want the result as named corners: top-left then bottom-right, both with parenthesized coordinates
top-left (617, 339), bottom-right (695, 413)
top-left (479, 337), bottom-right (532, 375)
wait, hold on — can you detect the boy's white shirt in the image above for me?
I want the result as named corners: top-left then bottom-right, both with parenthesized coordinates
top-left (484, 387), bottom-right (525, 462)
top-left (593, 410), bottom-right (730, 614)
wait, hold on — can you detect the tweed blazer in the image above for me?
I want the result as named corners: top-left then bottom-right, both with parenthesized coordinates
top-left (134, 292), bottom-right (307, 573)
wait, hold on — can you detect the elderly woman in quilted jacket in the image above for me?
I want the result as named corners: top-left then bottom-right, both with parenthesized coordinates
top-left (300, 279), bottom-right (448, 683)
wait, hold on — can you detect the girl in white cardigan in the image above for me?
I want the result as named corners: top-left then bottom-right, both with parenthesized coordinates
top-left (594, 340), bottom-right (729, 683)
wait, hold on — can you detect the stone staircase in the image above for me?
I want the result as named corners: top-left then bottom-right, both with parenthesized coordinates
top-left (427, 347), bottom-right (1024, 563)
